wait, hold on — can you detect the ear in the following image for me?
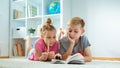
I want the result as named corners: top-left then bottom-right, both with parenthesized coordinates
top-left (81, 28), bottom-right (85, 34)
top-left (40, 35), bottom-right (44, 39)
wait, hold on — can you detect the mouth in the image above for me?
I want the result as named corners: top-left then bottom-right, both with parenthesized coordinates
top-left (49, 43), bottom-right (53, 46)
top-left (70, 36), bottom-right (74, 39)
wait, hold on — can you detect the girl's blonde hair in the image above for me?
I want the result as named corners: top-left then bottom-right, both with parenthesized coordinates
top-left (67, 17), bottom-right (85, 28)
top-left (40, 18), bottom-right (56, 35)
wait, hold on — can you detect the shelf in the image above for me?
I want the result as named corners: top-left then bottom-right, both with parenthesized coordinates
top-left (13, 0), bottom-right (25, 3)
top-left (10, 0), bottom-right (65, 57)
top-left (27, 16), bottom-right (42, 20)
top-left (12, 38), bottom-right (25, 56)
top-left (30, 36), bottom-right (39, 38)
top-left (12, 0), bottom-right (26, 7)
top-left (27, 0), bottom-right (42, 6)
top-left (13, 37), bottom-right (24, 39)
top-left (43, 14), bottom-right (60, 17)
top-left (13, 17), bottom-right (26, 21)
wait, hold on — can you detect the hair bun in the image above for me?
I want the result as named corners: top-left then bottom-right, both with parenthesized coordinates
top-left (45, 18), bottom-right (52, 25)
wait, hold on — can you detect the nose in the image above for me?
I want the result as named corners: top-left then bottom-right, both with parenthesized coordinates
top-left (69, 31), bottom-right (75, 36)
top-left (49, 38), bottom-right (55, 42)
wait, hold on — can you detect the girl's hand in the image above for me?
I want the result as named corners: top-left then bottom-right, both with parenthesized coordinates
top-left (48, 51), bottom-right (55, 60)
top-left (39, 52), bottom-right (48, 61)
top-left (67, 33), bottom-right (75, 46)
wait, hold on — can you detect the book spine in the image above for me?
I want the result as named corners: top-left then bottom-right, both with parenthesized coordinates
top-left (28, 5), bottom-right (37, 17)
top-left (13, 9), bottom-right (24, 19)
top-left (16, 43), bottom-right (23, 56)
top-left (14, 43), bottom-right (17, 56)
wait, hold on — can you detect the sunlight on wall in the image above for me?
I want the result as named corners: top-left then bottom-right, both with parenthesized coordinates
top-left (87, 0), bottom-right (120, 57)
top-left (72, 0), bottom-right (120, 57)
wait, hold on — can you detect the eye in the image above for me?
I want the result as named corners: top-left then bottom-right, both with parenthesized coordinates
top-left (74, 31), bottom-right (78, 33)
top-left (69, 30), bottom-right (72, 32)
top-left (53, 36), bottom-right (56, 39)
top-left (47, 37), bottom-right (51, 39)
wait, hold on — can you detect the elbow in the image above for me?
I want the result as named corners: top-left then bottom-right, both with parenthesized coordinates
top-left (62, 55), bottom-right (68, 60)
top-left (88, 58), bottom-right (92, 62)
top-left (84, 57), bottom-right (92, 62)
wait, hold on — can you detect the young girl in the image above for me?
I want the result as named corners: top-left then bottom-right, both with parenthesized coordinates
top-left (26, 18), bottom-right (59, 61)
top-left (59, 17), bottom-right (92, 62)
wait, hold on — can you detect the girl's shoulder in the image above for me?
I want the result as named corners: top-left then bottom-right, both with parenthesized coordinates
top-left (34, 38), bottom-right (44, 44)
top-left (53, 41), bottom-right (60, 47)
top-left (80, 35), bottom-right (88, 40)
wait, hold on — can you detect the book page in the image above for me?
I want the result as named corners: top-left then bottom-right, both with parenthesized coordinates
top-left (51, 53), bottom-right (84, 64)
top-left (66, 53), bottom-right (84, 64)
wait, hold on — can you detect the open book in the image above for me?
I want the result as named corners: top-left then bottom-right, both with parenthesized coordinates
top-left (51, 53), bottom-right (85, 64)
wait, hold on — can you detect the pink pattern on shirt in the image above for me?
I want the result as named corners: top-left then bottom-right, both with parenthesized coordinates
top-left (28, 39), bottom-right (59, 61)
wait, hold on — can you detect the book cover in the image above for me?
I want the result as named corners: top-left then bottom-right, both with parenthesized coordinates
top-left (16, 43), bottom-right (23, 56)
top-left (13, 9), bottom-right (24, 19)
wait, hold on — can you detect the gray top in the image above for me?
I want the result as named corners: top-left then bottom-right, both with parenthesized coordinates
top-left (59, 35), bottom-right (91, 55)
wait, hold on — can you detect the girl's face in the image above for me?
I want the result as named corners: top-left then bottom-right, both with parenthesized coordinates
top-left (67, 24), bottom-right (84, 41)
top-left (43, 30), bottom-right (56, 47)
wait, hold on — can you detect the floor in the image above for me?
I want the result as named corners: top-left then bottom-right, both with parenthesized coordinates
top-left (0, 58), bottom-right (120, 68)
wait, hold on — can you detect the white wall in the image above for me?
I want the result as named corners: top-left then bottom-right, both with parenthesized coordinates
top-left (72, 0), bottom-right (120, 58)
top-left (62, 0), bottom-right (72, 28)
top-left (0, 0), bottom-right (9, 56)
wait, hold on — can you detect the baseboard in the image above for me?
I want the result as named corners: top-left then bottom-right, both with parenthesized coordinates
top-left (0, 56), bottom-right (120, 61)
top-left (92, 57), bottom-right (120, 61)
top-left (0, 56), bottom-right (9, 58)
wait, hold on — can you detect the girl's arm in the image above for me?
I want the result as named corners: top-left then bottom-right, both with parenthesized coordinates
top-left (35, 49), bottom-right (48, 61)
top-left (83, 46), bottom-right (92, 62)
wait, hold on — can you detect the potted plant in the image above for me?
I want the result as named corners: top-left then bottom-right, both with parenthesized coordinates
top-left (28, 28), bottom-right (35, 36)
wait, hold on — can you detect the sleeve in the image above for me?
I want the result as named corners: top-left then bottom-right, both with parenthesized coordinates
top-left (54, 41), bottom-right (59, 53)
top-left (58, 38), bottom-right (66, 54)
top-left (34, 40), bottom-right (42, 52)
top-left (82, 36), bottom-right (91, 48)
